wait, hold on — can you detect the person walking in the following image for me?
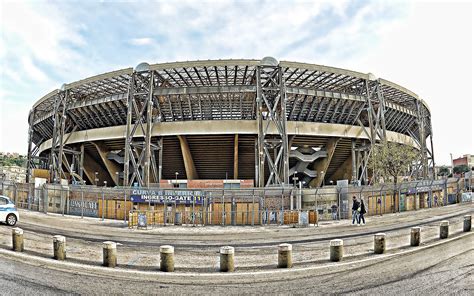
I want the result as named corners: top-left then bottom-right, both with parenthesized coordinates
top-left (351, 196), bottom-right (360, 225)
top-left (358, 197), bottom-right (367, 225)
top-left (331, 204), bottom-right (338, 220)
top-left (377, 197), bottom-right (382, 216)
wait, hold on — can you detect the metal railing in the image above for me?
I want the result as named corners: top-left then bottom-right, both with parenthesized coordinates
top-left (0, 177), bottom-right (471, 227)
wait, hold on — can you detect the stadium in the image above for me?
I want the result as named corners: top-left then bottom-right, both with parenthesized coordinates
top-left (26, 57), bottom-right (434, 189)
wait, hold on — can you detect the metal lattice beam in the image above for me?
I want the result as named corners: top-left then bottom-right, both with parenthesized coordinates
top-left (256, 57), bottom-right (289, 187)
top-left (124, 64), bottom-right (162, 187)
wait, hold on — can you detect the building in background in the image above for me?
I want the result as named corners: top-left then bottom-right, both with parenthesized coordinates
top-left (453, 154), bottom-right (474, 169)
top-left (0, 166), bottom-right (27, 183)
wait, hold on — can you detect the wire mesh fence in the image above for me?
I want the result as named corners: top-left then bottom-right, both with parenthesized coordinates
top-left (0, 177), bottom-right (472, 227)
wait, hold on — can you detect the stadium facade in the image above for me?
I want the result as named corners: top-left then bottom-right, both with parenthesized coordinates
top-left (26, 57), bottom-right (435, 188)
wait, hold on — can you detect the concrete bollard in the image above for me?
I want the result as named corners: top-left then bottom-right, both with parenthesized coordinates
top-left (374, 233), bottom-right (386, 254)
top-left (53, 235), bottom-right (66, 260)
top-left (410, 227), bottom-right (421, 246)
top-left (464, 215), bottom-right (472, 232)
top-left (160, 245), bottom-right (175, 272)
top-left (329, 239), bottom-right (343, 262)
top-left (220, 246), bottom-right (235, 272)
top-left (439, 221), bottom-right (449, 239)
top-left (12, 228), bottom-right (24, 252)
top-left (278, 243), bottom-right (292, 268)
top-left (102, 241), bottom-right (117, 267)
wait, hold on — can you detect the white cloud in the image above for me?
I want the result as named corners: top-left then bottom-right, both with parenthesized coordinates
top-left (20, 57), bottom-right (49, 82)
top-left (344, 2), bottom-right (473, 165)
top-left (2, 2), bottom-right (85, 68)
top-left (0, 0), bottom-right (471, 167)
top-left (0, 98), bottom-right (30, 154)
top-left (129, 38), bottom-right (154, 46)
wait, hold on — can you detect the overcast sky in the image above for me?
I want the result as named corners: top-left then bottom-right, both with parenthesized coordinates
top-left (0, 0), bottom-right (472, 165)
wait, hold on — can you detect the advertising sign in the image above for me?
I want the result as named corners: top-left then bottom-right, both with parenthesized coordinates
top-left (461, 192), bottom-right (472, 203)
top-left (130, 189), bottom-right (204, 205)
top-left (402, 180), bottom-right (445, 194)
top-left (69, 199), bottom-right (98, 217)
top-left (299, 211), bottom-right (309, 226)
top-left (400, 194), bottom-right (406, 212)
top-left (138, 213), bottom-right (147, 227)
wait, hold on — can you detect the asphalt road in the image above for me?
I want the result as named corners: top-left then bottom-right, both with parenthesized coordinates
top-left (1, 233), bottom-right (472, 295)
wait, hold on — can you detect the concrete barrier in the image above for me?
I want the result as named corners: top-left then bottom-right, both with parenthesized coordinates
top-left (374, 233), bottom-right (386, 254)
top-left (410, 227), bottom-right (421, 246)
top-left (102, 241), bottom-right (117, 267)
top-left (160, 245), bottom-right (175, 272)
top-left (439, 221), bottom-right (449, 239)
top-left (12, 228), bottom-right (24, 252)
top-left (53, 235), bottom-right (66, 260)
top-left (464, 215), bottom-right (472, 232)
top-left (329, 239), bottom-right (343, 262)
top-left (278, 243), bottom-right (292, 268)
top-left (220, 246), bottom-right (235, 272)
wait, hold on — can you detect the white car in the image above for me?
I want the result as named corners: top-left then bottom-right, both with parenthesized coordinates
top-left (0, 195), bottom-right (19, 226)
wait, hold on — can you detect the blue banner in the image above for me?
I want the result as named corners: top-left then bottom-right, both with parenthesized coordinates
top-left (130, 189), bottom-right (204, 204)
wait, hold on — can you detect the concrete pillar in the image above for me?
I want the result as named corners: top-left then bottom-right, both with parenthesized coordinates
top-left (177, 135), bottom-right (199, 179)
top-left (329, 239), bottom-right (343, 262)
top-left (160, 245), bottom-right (175, 272)
top-left (464, 215), bottom-right (472, 232)
top-left (310, 138), bottom-right (339, 188)
top-left (439, 221), bottom-right (449, 239)
top-left (278, 243), bottom-right (292, 268)
top-left (90, 142), bottom-right (122, 186)
top-left (410, 227), bottom-right (421, 246)
top-left (374, 233), bottom-right (386, 254)
top-left (12, 228), bottom-right (24, 252)
top-left (220, 246), bottom-right (235, 272)
top-left (53, 235), bottom-right (66, 260)
top-left (234, 134), bottom-right (239, 179)
top-left (102, 241), bottom-right (117, 267)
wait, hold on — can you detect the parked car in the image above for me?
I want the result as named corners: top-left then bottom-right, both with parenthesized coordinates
top-left (0, 195), bottom-right (19, 226)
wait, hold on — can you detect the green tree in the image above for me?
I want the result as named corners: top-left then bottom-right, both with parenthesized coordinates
top-left (437, 166), bottom-right (450, 177)
top-left (0, 154), bottom-right (27, 167)
top-left (453, 164), bottom-right (470, 175)
top-left (368, 142), bottom-right (418, 212)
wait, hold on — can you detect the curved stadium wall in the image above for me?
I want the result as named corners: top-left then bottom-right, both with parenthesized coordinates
top-left (26, 58), bottom-right (434, 188)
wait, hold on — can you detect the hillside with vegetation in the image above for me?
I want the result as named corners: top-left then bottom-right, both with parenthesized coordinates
top-left (0, 153), bottom-right (27, 167)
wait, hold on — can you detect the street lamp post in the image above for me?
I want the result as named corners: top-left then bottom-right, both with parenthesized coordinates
top-left (94, 172), bottom-right (98, 186)
top-left (175, 172), bottom-right (179, 187)
top-left (292, 171), bottom-right (298, 188)
top-left (292, 171), bottom-right (298, 211)
top-left (101, 181), bottom-right (106, 221)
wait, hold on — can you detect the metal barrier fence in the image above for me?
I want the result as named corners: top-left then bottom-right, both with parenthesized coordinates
top-left (0, 177), bottom-right (472, 227)
top-left (127, 208), bottom-right (317, 227)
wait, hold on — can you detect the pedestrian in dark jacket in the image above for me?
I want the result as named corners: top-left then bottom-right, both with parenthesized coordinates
top-left (331, 204), bottom-right (338, 220)
top-left (358, 197), bottom-right (367, 225)
top-left (351, 196), bottom-right (360, 225)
